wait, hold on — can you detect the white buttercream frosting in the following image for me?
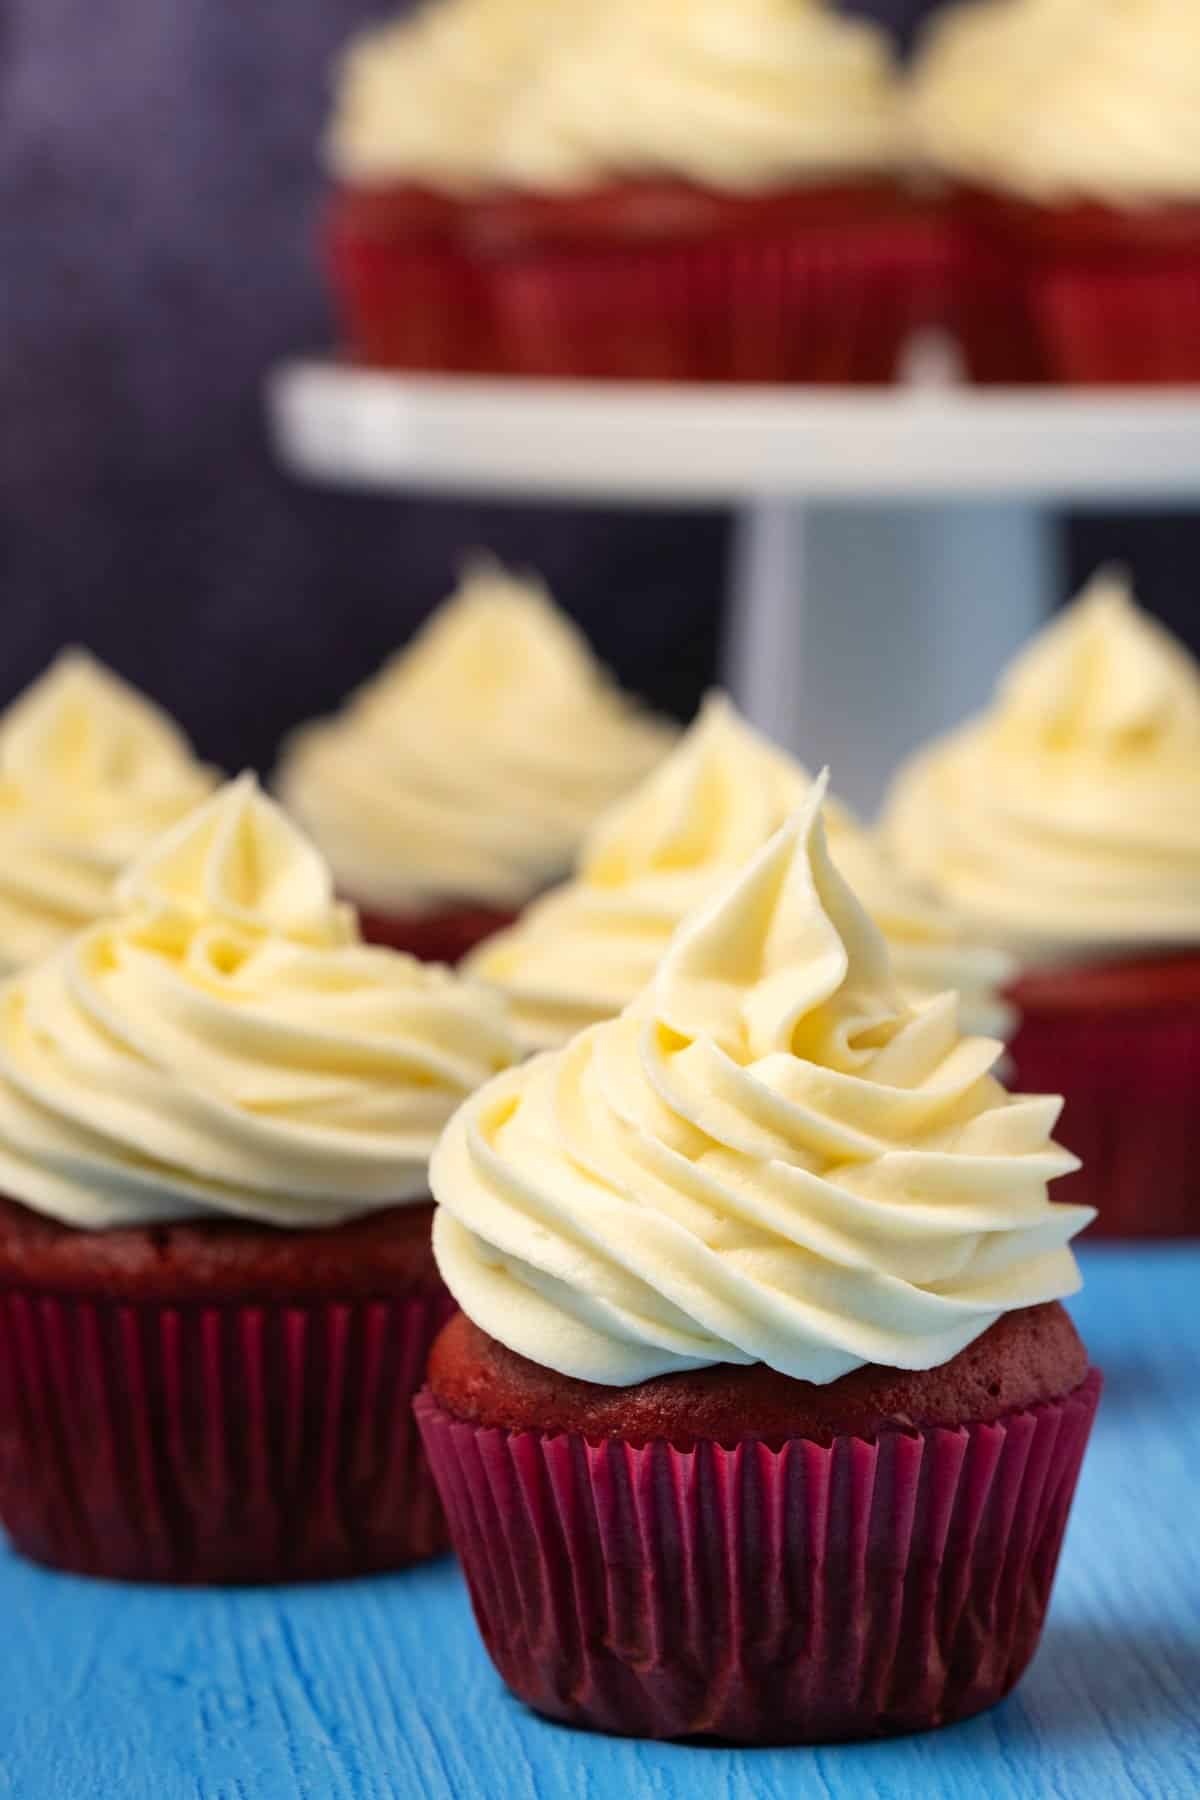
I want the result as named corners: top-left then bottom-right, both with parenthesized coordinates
top-left (0, 652), bottom-right (216, 976)
top-left (433, 774), bottom-right (1088, 1387)
top-left (326, 0), bottom-right (581, 190)
top-left (493, 0), bottom-right (901, 193)
top-left (910, 0), bottom-right (1200, 205)
top-left (275, 563), bottom-right (678, 914)
top-left (467, 695), bottom-right (1015, 1049)
top-left (884, 571), bottom-right (1200, 961)
top-left (0, 777), bottom-right (518, 1230)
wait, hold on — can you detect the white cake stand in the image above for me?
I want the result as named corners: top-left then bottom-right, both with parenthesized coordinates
top-left (268, 355), bottom-right (1200, 813)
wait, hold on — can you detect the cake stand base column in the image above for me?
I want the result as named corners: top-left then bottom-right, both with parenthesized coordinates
top-left (725, 498), bottom-right (1058, 816)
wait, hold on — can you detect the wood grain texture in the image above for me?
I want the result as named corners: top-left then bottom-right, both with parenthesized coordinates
top-left (0, 1244), bottom-right (1196, 1800)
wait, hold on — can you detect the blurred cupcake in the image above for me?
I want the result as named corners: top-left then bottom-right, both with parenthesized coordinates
top-left (911, 0), bottom-right (1200, 383)
top-left (0, 775), bottom-right (518, 1582)
top-left (418, 776), bottom-right (1099, 1743)
top-left (472, 0), bottom-right (934, 381)
top-left (468, 693), bottom-right (1014, 1050)
top-left (276, 562), bottom-right (677, 964)
top-left (0, 650), bottom-right (215, 975)
top-left (885, 571), bottom-right (1200, 1234)
top-left (325, 0), bottom-right (575, 370)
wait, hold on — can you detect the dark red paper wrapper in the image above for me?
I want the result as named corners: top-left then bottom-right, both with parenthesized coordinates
top-left (955, 188), bottom-right (1200, 385)
top-left (1009, 1004), bottom-right (1200, 1238)
top-left (0, 1285), bottom-right (455, 1583)
top-left (327, 187), bottom-right (494, 373)
top-left (357, 903), bottom-right (518, 966)
top-left (416, 1370), bottom-right (1101, 1744)
top-left (478, 214), bottom-right (949, 384)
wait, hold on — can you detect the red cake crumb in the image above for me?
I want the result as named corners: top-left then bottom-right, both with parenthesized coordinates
top-left (428, 1303), bottom-right (1088, 1448)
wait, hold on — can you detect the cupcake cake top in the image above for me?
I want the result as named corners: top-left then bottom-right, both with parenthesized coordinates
top-left (910, 0), bottom-right (1200, 204)
top-left (326, 0), bottom-right (578, 191)
top-left (467, 694), bottom-right (1014, 1050)
top-left (0, 651), bottom-right (216, 975)
top-left (0, 776), bottom-right (518, 1231)
top-left (276, 563), bottom-right (678, 913)
top-left (885, 571), bottom-right (1200, 960)
top-left (494, 0), bottom-right (901, 194)
top-left (433, 774), bottom-right (1089, 1387)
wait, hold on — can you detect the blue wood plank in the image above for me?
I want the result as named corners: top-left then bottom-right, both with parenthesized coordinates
top-left (0, 1244), bottom-right (1197, 1800)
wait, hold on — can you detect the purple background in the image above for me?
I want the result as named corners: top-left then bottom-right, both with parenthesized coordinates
top-left (0, 0), bottom-right (1194, 775)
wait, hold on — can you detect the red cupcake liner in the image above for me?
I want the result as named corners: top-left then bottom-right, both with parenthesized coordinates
top-left (1009, 1003), bottom-right (1200, 1237)
top-left (357, 903), bottom-right (518, 966)
top-left (954, 189), bottom-right (1200, 385)
top-left (0, 1284), bottom-right (455, 1583)
top-left (416, 1369), bottom-right (1101, 1743)
top-left (1034, 264), bottom-right (1200, 385)
top-left (327, 191), bottom-right (493, 373)
top-left (479, 218), bottom-right (949, 384)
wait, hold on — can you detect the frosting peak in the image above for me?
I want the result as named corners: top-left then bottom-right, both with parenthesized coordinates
top-left (652, 772), bottom-right (897, 1066)
top-left (468, 694), bottom-right (1015, 1048)
top-left (118, 774), bottom-right (353, 949)
top-left (0, 779), bottom-right (519, 1230)
top-left (276, 563), bottom-right (677, 912)
top-left (0, 652), bottom-right (216, 974)
top-left (884, 572), bottom-right (1200, 958)
top-left (996, 570), bottom-right (1200, 754)
top-left (433, 779), bottom-right (1089, 1387)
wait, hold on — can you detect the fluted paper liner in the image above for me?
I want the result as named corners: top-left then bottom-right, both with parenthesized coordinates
top-left (417, 1370), bottom-right (1101, 1743)
top-left (0, 1285), bottom-right (455, 1583)
top-left (483, 218), bottom-right (947, 384)
top-left (1011, 1005), bottom-right (1200, 1237)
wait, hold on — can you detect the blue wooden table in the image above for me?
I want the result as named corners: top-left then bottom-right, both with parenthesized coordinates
top-left (2, 1244), bottom-right (1197, 1800)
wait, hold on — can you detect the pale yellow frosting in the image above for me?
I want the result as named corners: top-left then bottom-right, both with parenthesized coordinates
top-left (467, 695), bottom-right (1014, 1049)
top-left (884, 572), bottom-right (1200, 960)
top-left (433, 774), bottom-right (1088, 1386)
top-left (0, 652), bottom-right (216, 976)
top-left (276, 564), bottom-right (678, 913)
top-left (326, 0), bottom-right (582, 191)
top-left (910, 0), bottom-right (1200, 205)
top-left (495, 0), bottom-right (901, 193)
top-left (0, 777), bottom-right (518, 1230)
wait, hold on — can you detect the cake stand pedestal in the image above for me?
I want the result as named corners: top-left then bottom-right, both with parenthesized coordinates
top-left (268, 361), bottom-right (1200, 813)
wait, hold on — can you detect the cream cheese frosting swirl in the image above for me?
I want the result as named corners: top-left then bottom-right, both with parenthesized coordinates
top-left (326, 0), bottom-right (581, 191)
top-left (467, 695), bottom-right (1014, 1048)
top-left (276, 564), bottom-right (678, 913)
top-left (494, 0), bottom-right (901, 194)
top-left (884, 572), bottom-right (1200, 961)
top-left (910, 0), bottom-right (1200, 205)
top-left (433, 774), bottom-right (1088, 1386)
top-left (0, 776), bottom-right (518, 1230)
top-left (0, 651), bottom-right (216, 975)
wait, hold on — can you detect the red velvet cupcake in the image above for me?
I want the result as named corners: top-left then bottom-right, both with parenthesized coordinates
top-left (912, 0), bottom-right (1200, 385)
top-left (884, 572), bottom-right (1200, 1236)
top-left (274, 562), bottom-right (677, 963)
top-left (0, 776), bottom-right (518, 1583)
top-left (469, 178), bottom-right (945, 385)
top-left (471, 0), bottom-right (928, 383)
top-left (419, 780), bottom-right (1098, 1742)
top-left (322, 1), bottom-right (571, 372)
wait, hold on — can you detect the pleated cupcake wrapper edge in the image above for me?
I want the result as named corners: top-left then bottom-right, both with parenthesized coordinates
top-left (484, 223), bottom-right (949, 383)
top-left (1010, 1007), bottom-right (1200, 1236)
top-left (0, 1285), bottom-right (455, 1583)
top-left (328, 220), bottom-right (496, 374)
top-left (416, 1370), bottom-right (1101, 1744)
